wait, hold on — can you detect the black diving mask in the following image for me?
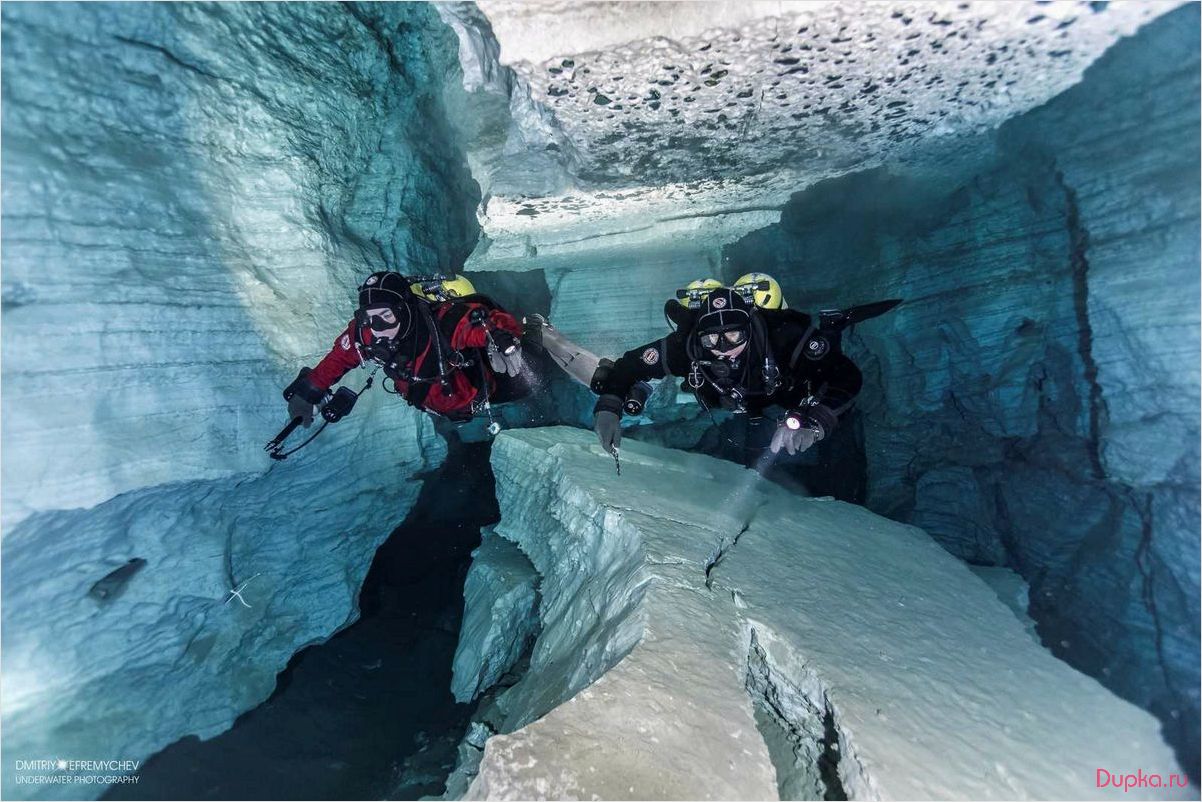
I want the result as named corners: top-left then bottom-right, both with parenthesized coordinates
top-left (699, 328), bottom-right (749, 360)
top-left (367, 314), bottom-right (397, 332)
top-left (699, 329), bottom-right (748, 349)
top-left (356, 305), bottom-right (411, 339)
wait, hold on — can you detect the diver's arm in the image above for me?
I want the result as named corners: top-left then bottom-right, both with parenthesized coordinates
top-left (590, 334), bottom-right (674, 454)
top-left (282, 321), bottom-right (362, 428)
top-left (307, 321), bottom-right (364, 393)
top-left (449, 304), bottom-right (522, 350)
top-left (785, 351), bottom-right (863, 439)
top-left (767, 350), bottom-right (862, 455)
top-left (812, 352), bottom-right (863, 416)
top-left (592, 332), bottom-right (689, 410)
top-left (592, 331), bottom-right (691, 454)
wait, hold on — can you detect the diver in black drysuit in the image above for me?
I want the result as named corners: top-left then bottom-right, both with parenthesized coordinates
top-left (589, 287), bottom-right (865, 457)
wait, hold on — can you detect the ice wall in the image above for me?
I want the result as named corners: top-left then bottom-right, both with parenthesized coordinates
top-left (450, 428), bottom-right (1188, 799)
top-left (722, 4), bottom-right (1201, 777)
top-left (1, 4), bottom-right (477, 798)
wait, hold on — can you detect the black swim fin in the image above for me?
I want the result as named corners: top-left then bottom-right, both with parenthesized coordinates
top-left (818, 298), bottom-right (902, 331)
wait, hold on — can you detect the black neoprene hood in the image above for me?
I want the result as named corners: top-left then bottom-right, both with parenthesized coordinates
top-left (358, 271), bottom-right (410, 309)
top-left (693, 288), bottom-right (752, 336)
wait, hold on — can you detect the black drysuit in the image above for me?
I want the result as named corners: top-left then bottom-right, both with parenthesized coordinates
top-left (594, 307), bottom-right (863, 431)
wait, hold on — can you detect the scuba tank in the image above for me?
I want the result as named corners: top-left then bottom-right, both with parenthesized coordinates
top-left (665, 278), bottom-right (721, 330)
top-left (733, 273), bottom-right (788, 310)
top-left (410, 273), bottom-right (477, 302)
top-left (674, 278), bottom-right (723, 309)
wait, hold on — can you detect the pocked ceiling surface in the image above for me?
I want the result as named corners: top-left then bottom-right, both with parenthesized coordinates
top-left (452, 1), bottom-right (1178, 268)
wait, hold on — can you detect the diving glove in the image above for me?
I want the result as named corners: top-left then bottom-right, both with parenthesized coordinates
top-left (500, 344), bottom-right (524, 375)
top-left (593, 394), bottom-right (623, 455)
top-left (487, 330), bottom-right (524, 376)
top-left (288, 394), bottom-right (315, 428)
top-left (769, 423), bottom-right (820, 456)
top-left (769, 403), bottom-right (837, 455)
top-left (521, 314), bottom-right (549, 351)
top-left (283, 367), bottom-right (324, 428)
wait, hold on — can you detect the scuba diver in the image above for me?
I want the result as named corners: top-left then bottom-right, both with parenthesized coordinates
top-left (526, 272), bottom-right (897, 459)
top-left (268, 271), bottom-right (525, 459)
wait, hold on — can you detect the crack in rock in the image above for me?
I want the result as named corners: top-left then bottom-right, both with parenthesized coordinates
top-left (1054, 166), bottom-right (1108, 481)
top-left (704, 522), bottom-right (750, 589)
top-left (744, 628), bottom-right (850, 801)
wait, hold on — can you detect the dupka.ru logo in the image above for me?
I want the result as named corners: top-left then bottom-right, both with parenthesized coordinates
top-left (1096, 768), bottom-right (1190, 792)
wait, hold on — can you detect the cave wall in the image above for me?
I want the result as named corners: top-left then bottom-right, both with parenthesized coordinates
top-left (1, 2), bottom-right (478, 525)
top-left (724, 6), bottom-right (1200, 775)
top-left (1, 4), bottom-right (479, 797)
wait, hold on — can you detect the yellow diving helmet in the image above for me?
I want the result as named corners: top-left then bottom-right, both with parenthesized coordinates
top-left (411, 273), bottom-right (476, 302)
top-left (674, 278), bottom-right (723, 309)
top-left (734, 272), bottom-right (786, 309)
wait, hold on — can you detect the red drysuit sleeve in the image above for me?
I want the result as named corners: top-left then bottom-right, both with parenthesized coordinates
top-left (308, 321), bottom-right (363, 391)
top-left (449, 306), bottom-right (522, 350)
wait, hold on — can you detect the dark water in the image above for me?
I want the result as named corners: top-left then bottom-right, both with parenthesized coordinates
top-left (106, 439), bottom-right (498, 801)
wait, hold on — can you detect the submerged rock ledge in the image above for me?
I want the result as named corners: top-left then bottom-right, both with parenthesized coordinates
top-left (452, 427), bottom-right (1186, 800)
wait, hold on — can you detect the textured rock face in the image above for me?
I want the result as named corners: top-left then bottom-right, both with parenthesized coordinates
top-left (1, 4), bottom-right (476, 798)
top-left (1, 2), bottom-right (478, 526)
top-left (451, 531), bottom-right (540, 704)
top-left (440, 1), bottom-right (1175, 268)
top-left (451, 428), bottom-right (1186, 799)
top-left (723, 4), bottom-right (1200, 777)
top-left (484, 0), bottom-right (1164, 186)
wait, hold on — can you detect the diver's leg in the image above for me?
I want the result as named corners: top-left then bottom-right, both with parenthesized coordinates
top-left (489, 370), bottom-right (530, 404)
top-left (524, 315), bottom-right (602, 387)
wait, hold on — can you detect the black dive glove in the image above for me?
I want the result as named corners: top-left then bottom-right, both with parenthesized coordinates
top-left (593, 394), bottom-right (623, 455)
top-left (283, 368), bottom-right (325, 429)
top-left (288, 395), bottom-right (315, 428)
top-left (769, 403), bottom-right (838, 456)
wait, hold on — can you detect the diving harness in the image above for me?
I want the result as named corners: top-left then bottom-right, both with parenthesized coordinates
top-left (680, 298), bottom-right (900, 449)
top-left (685, 307), bottom-right (781, 414)
top-left (266, 287), bottom-right (514, 459)
top-left (364, 298), bottom-right (505, 434)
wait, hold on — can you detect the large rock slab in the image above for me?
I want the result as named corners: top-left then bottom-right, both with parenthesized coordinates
top-left (452, 531), bottom-right (541, 704)
top-left (454, 427), bottom-right (1187, 799)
